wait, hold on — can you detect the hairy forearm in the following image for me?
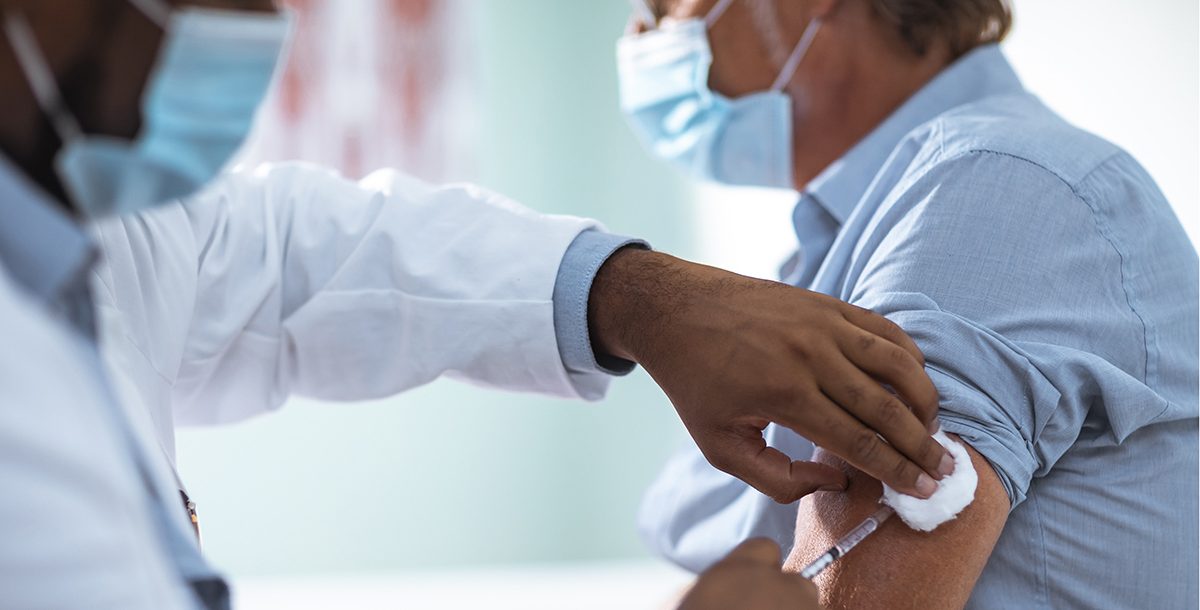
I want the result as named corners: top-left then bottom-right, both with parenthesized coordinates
top-left (783, 438), bottom-right (1008, 610)
top-left (588, 248), bottom-right (740, 366)
top-left (587, 247), bottom-right (681, 363)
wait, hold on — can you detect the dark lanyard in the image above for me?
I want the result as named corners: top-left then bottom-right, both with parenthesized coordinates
top-left (180, 490), bottom-right (201, 545)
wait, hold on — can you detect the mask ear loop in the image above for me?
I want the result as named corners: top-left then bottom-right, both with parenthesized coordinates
top-left (2, 11), bottom-right (82, 144)
top-left (705, 0), bottom-right (737, 27)
top-left (126, 0), bottom-right (172, 29)
top-left (771, 17), bottom-right (822, 92)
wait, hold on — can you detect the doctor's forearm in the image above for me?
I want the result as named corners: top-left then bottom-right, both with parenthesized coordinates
top-left (588, 247), bottom-right (687, 365)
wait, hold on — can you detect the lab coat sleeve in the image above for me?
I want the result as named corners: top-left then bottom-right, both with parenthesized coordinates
top-left (92, 162), bottom-right (618, 426)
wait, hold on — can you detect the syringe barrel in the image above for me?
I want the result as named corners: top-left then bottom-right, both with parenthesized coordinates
top-left (834, 505), bottom-right (894, 555)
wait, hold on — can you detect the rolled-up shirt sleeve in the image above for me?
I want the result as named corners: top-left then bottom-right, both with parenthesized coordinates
top-left (551, 230), bottom-right (649, 399)
top-left (848, 151), bottom-right (1166, 509)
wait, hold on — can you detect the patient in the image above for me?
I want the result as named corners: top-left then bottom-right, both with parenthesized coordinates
top-left (633, 0), bottom-right (1199, 608)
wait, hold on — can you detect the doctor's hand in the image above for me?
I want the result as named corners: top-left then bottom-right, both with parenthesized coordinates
top-left (589, 249), bottom-right (951, 503)
top-left (678, 538), bottom-right (820, 610)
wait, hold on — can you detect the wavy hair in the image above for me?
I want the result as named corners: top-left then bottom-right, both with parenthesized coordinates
top-left (869, 0), bottom-right (1012, 57)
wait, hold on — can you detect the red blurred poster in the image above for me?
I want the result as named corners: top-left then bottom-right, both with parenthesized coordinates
top-left (240, 0), bottom-right (473, 182)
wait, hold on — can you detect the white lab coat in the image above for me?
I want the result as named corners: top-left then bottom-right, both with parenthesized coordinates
top-left (0, 161), bottom-right (611, 608)
top-left (92, 162), bottom-right (610, 467)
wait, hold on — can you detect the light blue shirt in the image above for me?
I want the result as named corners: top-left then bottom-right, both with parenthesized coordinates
top-left (638, 45), bottom-right (1199, 609)
top-left (553, 230), bottom-right (648, 376)
top-left (0, 157), bottom-right (217, 609)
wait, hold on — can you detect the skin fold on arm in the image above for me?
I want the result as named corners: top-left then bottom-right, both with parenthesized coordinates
top-left (782, 434), bottom-right (1009, 610)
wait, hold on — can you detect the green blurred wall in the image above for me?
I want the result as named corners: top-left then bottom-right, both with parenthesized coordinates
top-left (175, 1), bottom-right (696, 577)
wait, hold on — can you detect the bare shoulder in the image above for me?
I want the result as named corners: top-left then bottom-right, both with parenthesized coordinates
top-left (782, 434), bottom-right (1009, 610)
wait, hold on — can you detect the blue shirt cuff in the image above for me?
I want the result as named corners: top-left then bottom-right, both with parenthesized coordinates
top-left (553, 230), bottom-right (649, 377)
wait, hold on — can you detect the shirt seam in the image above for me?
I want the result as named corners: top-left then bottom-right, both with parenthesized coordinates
top-left (1072, 156), bottom-right (1159, 391)
top-left (1030, 491), bottom-right (1052, 610)
top-left (931, 146), bottom-right (1155, 389)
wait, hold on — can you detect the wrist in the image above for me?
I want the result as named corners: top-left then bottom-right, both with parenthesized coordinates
top-left (587, 247), bottom-right (683, 364)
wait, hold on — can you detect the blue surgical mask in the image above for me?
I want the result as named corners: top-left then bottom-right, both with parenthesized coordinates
top-left (617, 0), bottom-right (821, 189)
top-left (3, 1), bottom-right (291, 218)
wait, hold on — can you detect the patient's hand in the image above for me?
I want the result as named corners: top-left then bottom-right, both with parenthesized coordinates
top-left (782, 435), bottom-right (1009, 610)
top-left (680, 538), bottom-right (820, 610)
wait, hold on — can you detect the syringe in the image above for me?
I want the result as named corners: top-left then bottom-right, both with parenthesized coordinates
top-left (799, 504), bottom-right (895, 580)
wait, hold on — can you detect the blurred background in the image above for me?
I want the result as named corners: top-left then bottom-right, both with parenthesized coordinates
top-left (175, 0), bottom-right (1198, 608)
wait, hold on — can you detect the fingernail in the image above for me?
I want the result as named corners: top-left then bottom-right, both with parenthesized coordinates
top-left (916, 473), bottom-right (938, 497)
top-left (928, 420), bottom-right (941, 434)
top-left (938, 453), bottom-right (956, 478)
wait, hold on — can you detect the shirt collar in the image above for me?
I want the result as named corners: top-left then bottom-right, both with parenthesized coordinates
top-left (804, 44), bottom-right (1025, 223)
top-left (0, 155), bottom-right (96, 306)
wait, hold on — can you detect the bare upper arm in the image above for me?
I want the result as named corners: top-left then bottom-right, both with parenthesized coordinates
top-left (782, 434), bottom-right (1009, 610)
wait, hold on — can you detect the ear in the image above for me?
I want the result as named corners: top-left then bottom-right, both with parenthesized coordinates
top-left (625, 15), bottom-right (650, 35)
top-left (809, 0), bottom-right (841, 21)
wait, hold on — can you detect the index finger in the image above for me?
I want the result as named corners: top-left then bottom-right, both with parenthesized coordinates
top-left (780, 394), bottom-right (938, 498)
top-left (701, 426), bottom-right (848, 504)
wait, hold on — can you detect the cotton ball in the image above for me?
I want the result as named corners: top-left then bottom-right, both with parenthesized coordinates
top-left (882, 428), bottom-right (977, 532)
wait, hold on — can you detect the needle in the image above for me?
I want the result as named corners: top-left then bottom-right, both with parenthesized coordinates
top-left (799, 504), bottom-right (895, 580)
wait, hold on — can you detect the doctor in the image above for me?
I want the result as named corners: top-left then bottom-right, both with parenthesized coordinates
top-left (0, 0), bottom-right (950, 607)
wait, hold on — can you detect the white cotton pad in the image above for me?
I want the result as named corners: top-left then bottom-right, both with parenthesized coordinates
top-left (881, 428), bottom-right (977, 532)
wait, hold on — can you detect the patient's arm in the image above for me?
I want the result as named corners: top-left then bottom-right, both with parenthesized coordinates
top-left (782, 434), bottom-right (1009, 610)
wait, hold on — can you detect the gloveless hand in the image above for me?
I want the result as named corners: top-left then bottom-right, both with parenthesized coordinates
top-left (678, 538), bottom-right (820, 610)
top-left (589, 249), bottom-right (952, 502)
